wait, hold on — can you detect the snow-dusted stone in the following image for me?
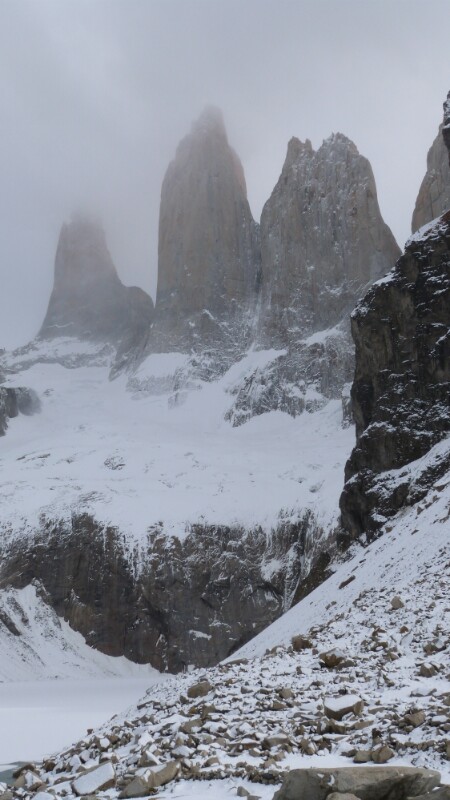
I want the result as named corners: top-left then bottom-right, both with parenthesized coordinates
top-left (187, 679), bottom-right (213, 698)
top-left (72, 762), bottom-right (115, 796)
top-left (372, 745), bottom-right (395, 763)
top-left (319, 648), bottom-right (352, 669)
top-left (404, 710), bottom-right (426, 728)
top-left (273, 767), bottom-right (441, 800)
top-left (120, 761), bottom-right (180, 797)
top-left (391, 596), bottom-right (404, 610)
top-left (13, 771), bottom-right (42, 791)
top-left (291, 634), bottom-right (313, 651)
top-left (324, 695), bottom-right (364, 721)
top-left (353, 750), bottom-right (373, 763)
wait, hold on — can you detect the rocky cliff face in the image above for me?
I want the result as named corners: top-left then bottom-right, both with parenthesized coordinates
top-left (40, 216), bottom-right (154, 349)
top-left (154, 107), bottom-right (260, 350)
top-left (259, 134), bottom-right (400, 346)
top-left (0, 510), bottom-right (326, 672)
top-left (411, 125), bottom-right (450, 232)
top-left (340, 97), bottom-right (450, 540)
top-left (444, 90), bottom-right (450, 162)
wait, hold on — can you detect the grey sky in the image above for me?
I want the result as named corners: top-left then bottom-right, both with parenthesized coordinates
top-left (0, 0), bottom-right (448, 348)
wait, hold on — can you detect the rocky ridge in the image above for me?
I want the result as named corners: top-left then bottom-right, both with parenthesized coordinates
top-left (340, 98), bottom-right (450, 539)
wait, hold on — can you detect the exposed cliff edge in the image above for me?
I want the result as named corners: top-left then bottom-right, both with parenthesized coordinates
top-left (411, 125), bottom-right (450, 232)
top-left (340, 96), bottom-right (450, 540)
top-left (152, 106), bottom-right (260, 353)
top-left (40, 215), bottom-right (154, 350)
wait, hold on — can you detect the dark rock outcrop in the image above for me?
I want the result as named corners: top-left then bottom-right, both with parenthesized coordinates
top-left (40, 215), bottom-right (154, 348)
top-left (0, 386), bottom-right (40, 435)
top-left (340, 100), bottom-right (450, 539)
top-left (153, 107), bottom-right (260, 349)
top-left (444, 90), bottom-right (450, 164)
top-left (0, 510), bottom-right (326, 672)
top-left (411, 125), bottom-right (450, 232)
top-left (259, 134), bottom-right (400, 346)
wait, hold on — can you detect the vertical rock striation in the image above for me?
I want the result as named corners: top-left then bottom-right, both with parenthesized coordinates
top-left (411, 125), bottom-right (450, 232)
top-left (154, 107), bottom-right (260, 348)
top-left (259, 134), bottom-right (400, 346)
top-left (340, 95), bottom-right (450, 540)
top-left (40, 215), bottom-right (154, 347)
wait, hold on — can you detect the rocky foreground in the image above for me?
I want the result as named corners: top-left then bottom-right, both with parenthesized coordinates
top-left (3, 454), bottom-right (449, 799)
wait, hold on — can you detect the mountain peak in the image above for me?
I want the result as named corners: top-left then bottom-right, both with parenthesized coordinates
top-left (191, 105), bottom-right (227, 138)
top-left (39, 215), bottom-right (153, 344)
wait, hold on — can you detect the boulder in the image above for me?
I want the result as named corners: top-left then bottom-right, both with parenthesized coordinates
top-left (72, 762), bottom-right (116, 796)
top-left (273, 767), bottom-right (441, 800)
top-left (324, 695), bottom-right (364, 720)
top-left (187, 679), bottom-right (213, 698)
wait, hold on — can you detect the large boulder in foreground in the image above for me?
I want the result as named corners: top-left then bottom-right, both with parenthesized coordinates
top-left (273, 766), bottom-right (441, 800)
top-left (39, 215), bottom-right (154, 347)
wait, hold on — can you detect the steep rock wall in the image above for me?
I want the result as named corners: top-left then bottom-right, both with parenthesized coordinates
top-left (154, 107), bottom-right (260, 349)
top-left (0, 511), bottom-right (329, 672)
top-left (259, 134), bottom-right (400, 347)
top-left (412, 125), bottom-right (450, 232)
top-left (40, 216), bottom-right (154, 349)
top-left (340, 94), bottom-right (450, 540)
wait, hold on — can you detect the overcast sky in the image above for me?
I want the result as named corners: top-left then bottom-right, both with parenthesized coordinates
top-left (0, 0), bottom-right (449, 348)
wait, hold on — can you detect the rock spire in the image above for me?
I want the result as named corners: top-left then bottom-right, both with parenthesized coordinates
top-left (155, 107), bottom-right (260, 336)
top-left (40, 215), bottom-right (154, 345)
top-left (259, 133), bottom-right (400, 345)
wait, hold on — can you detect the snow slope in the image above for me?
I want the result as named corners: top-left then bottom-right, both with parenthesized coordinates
top-left (0, 340), bottom-right (353, 553)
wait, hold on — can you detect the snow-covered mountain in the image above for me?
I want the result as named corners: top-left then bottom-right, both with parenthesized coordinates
top-left (1, 95), bottom-right (450, 800)
top-left (0, 106), bottom-right (403, 672)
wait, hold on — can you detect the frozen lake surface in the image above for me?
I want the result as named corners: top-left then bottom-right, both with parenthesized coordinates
top-left (0, 675), bottom-right (163, 765)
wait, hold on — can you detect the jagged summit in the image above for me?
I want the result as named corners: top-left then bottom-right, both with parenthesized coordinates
top-left (259, 131), bottom-right (400, 345)
top-left (39, 215), bottom-right (154, 346)
top-left (154, 107), bottom-right (260, 340)
top-left (191, 104), bottom-right (227, 138)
